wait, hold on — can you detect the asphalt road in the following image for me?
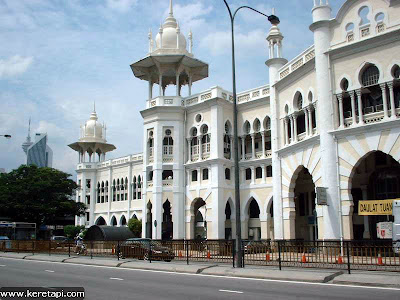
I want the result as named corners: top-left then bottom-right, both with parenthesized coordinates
top-left (0, 257), bottom-right (399, 300)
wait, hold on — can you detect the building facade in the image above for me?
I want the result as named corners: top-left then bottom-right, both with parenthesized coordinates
top-left (70, 0), bottom-right (400, 241)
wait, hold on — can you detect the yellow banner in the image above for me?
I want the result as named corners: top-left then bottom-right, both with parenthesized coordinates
top-left (358, 199), bottom-right (394, 215)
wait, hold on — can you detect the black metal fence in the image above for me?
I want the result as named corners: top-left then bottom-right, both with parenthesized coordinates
top-left (1, 239), bottom-right (399, 273)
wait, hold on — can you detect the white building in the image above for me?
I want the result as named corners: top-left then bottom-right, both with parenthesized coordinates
top-left (22, 120), bottom-right (53, 168)
top-left (69, 0), bottom-right (400, 241)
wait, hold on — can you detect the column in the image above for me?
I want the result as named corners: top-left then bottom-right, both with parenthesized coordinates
top-left (261, 164), bottom-right (266, 184)
top-left (380, 83), bottom-right (389, 119)
top-left (250, 166), bottom-right (255, 185)
top-left (337, 94), bottom-right (344, 128)
top-left (290, 116), bottom-right (294, 143)
top-left (148, 80), bottom-right (153, 100)
top-left (293, 113), bottom-right (298, 142)
top-left (388, 82), bottom-right (396, 119)
top-left (261, 131), bottom-right (266, 157)
top-left (198, 135), bottom-right (203, 161)
top-left (361, 185), bottom-right (370, 239)
top-left (187, 138), bottom-right (192, 162)
top-left (350, 91), bottom-right (357, 126)
top-left (304, 108), bottom-right (310, 136)
top-left (284, 118), bottom-right (289, 145)
top-left (197, 167), bottom-right (201, 185)
top-left (188, 75), bottom-right (192, 96)
top-left (251, 134), bottom-right (255, 159)
top-left (356, 89), bottom-right (364, 125)
top-left (159, 73), bottom-right (162, 96)
top-left (308, 108), bottom-right (313, 135)
top-left (176, 73), bottom-right (180, 96)
top-left (241, 136), bottom-right (246, 160)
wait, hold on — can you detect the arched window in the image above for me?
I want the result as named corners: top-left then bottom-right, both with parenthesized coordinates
top-left (264, 116), bottom-right (271, 130)
top-left (359, 6), bottom-right (370, 25)
top-left (297, 93), bottom-right (303, 110)
top-left (345, 23), bottom-right (354, 32)
top-left (249, 199), bottom-right (260, 218)
top-left (192, 170), bottom-right (198, 182)
top-left (132, 176), bottom-right (137, 200)
top-left (245, 168), bottom-right (251, 180)
top-left (224, 121), bottom-right (231, 134)
top-left (361, 65), bottom-right (379, 86)
top-left (101, 181), bottom-right (105, 203)
top-left (163, 134), bottom-right (174, 156)
top-left (375, 12), bottom-right (384, 23)
top-left (392, 65), bottom-right (400, 79)
top-left (190, 127), bottom-right (199, 158)
top-left (201, 125), bottom-right (210, 154)
top-left (244, 121), bottom-right (251, 134)
top-left (97, 182), bottom-right (101, 203)
top-left (340, 78), bottom-right (349, 91)
top-left (308, 91), bottom-right (313, 103)
top-left (137, 176), bottom-right (142, 199)
top-left (285, 104), bottom-right (289, 115)
top-left (202, 168), bottom-right (209, 180)
top-left (148, 131), bottom-right (154, 158)
top-left (112, 179), bottom-right (116, 202)
top-left (223, 135), bottom-right (231, 158)
top-left (105, 181), bottom-right (109, 202)
top-left (255, 167), bottom-right (262, 179)
top-left (225, 168), bottom-right (231, 180)
top-left (254, 119), bottom-right (261, 132)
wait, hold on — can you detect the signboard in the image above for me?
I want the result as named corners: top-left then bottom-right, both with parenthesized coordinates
top-left (316, 187), bottom-right (328, 205)
top-left (377, 222), bottom-right (393, 239)
top-left (358, 199), bottom-right (394, 215)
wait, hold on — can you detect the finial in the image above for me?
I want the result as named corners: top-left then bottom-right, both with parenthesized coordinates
top-left (28, 117), bottom-right (31, 138)
top-left (272, 8), bottom-right (275, 15)
top-left (94, 101), bottom-right (96, 112)
top-left (169, 0), bottom-right (173, 16)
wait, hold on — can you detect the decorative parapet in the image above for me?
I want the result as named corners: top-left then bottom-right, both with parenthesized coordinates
top-left (278, 45), bottom-right (315, 80)
top-left (77, 153), bottom-right (143, 170)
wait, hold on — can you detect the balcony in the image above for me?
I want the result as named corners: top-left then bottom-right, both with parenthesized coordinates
top-left (146, 96), bottom-right (182, 109)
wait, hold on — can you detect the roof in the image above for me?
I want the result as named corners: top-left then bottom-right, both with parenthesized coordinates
top-left (85, 225), bottom-right (135, 241)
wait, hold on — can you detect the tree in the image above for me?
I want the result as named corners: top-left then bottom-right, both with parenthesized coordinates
top-left (64, 225), bottom-right (86, 239)
top-left (0, 165), bottom-right (86, 227)
top-left (128, 218), bottom-right (142, 237)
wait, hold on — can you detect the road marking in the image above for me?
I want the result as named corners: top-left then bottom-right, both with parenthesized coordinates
top-left (0, 264), bottom-right (6, 267)
top-left (110, 277), bottom-right (124, 281)
top-left (45, 270), bottom-right (55, 273)
top-left (2, 257), bottom-right (400, 292)
top-left (219, 289), bottom-right (243, 294)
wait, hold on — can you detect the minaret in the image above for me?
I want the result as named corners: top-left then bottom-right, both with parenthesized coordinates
top-left (265, 14), bottom-right (288, 240)
top-left (22, 118), bottom-right (33, 155)
top-left (310, 0), bottom-right (340, 240)
top-left (130, 0), bottom-right (208, 240)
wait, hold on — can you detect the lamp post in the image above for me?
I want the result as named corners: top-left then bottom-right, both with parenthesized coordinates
top-left (223, 1), bottom-right (279, 268)
top-left (0, 135), bottom-right (11, 139)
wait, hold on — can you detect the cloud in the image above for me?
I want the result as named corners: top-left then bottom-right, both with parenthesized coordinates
top-left (105, 0), bottom-right (138, 13)
top-left (166, 2), bottom-right (213, 31)
top-left (0, 55), bottom-right (33, 78)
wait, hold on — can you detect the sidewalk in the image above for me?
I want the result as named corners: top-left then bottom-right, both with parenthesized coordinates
top-left (1, 252), bottom-right (399, 288)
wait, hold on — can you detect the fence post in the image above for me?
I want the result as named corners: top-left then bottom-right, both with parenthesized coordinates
top-left (90, 241), bottom-right (93, 259)
top-left (186, 240), bottom-right (189, 265)
top-left (149, 242), bottom-right (152, 263)
top-left (32, 240), bottom-right (34, 255)
top-left (68, 243), bottom-right (71, 257)
top-left (242, 241), bottom-right (245, 268)
top-left (232, 240), bottom-right (235, 268)
top-left (278, 240), bottom-right (282, 271)
top-left (49, 240), bottom-right (51, 256)
top-left (117, 241), bottom-right (120, 261)
top-left (17, 240), bottom-right (19, 254)
top-left (346, 241), bottom-right (351, 274)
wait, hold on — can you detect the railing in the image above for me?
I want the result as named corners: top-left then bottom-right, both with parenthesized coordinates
top-left (2, 239), bottom-right (398, 272)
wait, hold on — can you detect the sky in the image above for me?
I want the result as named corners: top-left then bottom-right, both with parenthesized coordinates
top-left (0, 0), bottom-right (346, 176)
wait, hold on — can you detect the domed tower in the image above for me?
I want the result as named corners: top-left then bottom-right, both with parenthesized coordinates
top-left (265, 18), bottom-right (288, 240)
top-left (68, 106), bottom-right (116, 163)
top-left (130, 0), bottom-right (209, 240)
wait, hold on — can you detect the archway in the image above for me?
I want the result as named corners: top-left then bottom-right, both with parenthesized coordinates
top-left (146, 202), bottom-right (152, 239)
top-left (120, 215), bottom-right (127, 227)
top-left (225, 201), bottom-right (232, 240)
top-left (162, 200), bottom-right (173, 240)
top-left (95, 216), bottom-right (106, 226)
top-left (248, 198), bottom-right (261, 241)
top-left (350, 151), bottom-right (400, 240)
top-left (192, 198), bottom-right (206, 240)
top-left (294, 167), bottom-right (317, 240)
top-left (111, 216), bottom-right (117, 227)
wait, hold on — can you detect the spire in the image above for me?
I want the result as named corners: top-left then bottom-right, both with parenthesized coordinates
top-left (93, 101), bottom-right (96, 113)
top-left (22, 117), bottom-right (33, 155)
top-left (169, 0), bottom-right (173, 17)
top-left (27, 117), bottom-right (31, 142)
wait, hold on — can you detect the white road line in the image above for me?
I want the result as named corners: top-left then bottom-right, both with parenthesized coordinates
top-left (0, 264), bottom-right (6, 267)
top-left (110, 277), bottom-right (124, 281)
top-left (1, 257), bottom-right (399, 291)
top-left (219, 289), bottom-right (243, 294)
top-left (45, 270), bottom-right (55, 273)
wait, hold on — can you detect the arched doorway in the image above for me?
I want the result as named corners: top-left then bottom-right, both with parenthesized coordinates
top-left (162, 200), bottom-right (173, 240)
top-left (225, 201), bottom-right (232, 240)
top-left (111, 216), bottom-right (117, 227)
top-left (95, 216), bottom-right (106, 225)
top-left (248, 198), bottom-right (261, 241)
top-left (351, 151), bottom-right (400, 240)
top-left (120, 215), bottom-right (127, 226)
top-left (146, 202), bottom-right (152, 239)
top-left (192, 198), bottom-right (206, 240)
top-left (294, 167), bottom-right (317, 240)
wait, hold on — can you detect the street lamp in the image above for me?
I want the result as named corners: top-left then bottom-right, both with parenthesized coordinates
top-left (0, 135), bottom-right (11, 139)
top-left (223, 1), bottom-right (279, 268)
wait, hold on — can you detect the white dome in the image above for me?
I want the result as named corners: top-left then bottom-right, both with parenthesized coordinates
top-left (156, 27), bottom-right (187, 50)
top-left (81, 111), bottom-right (105, 142)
